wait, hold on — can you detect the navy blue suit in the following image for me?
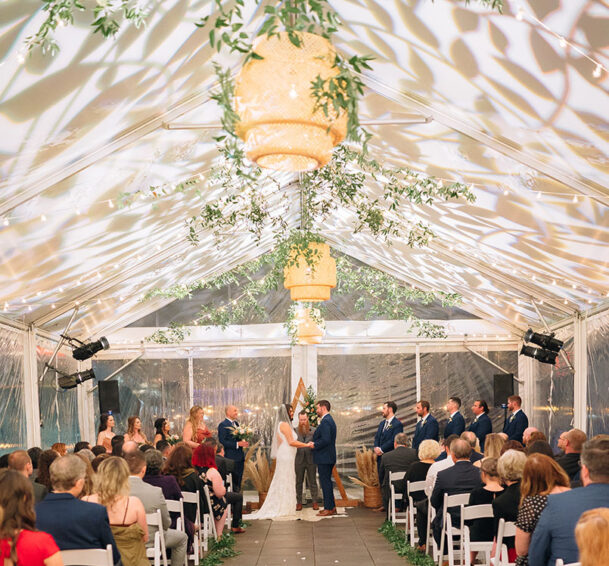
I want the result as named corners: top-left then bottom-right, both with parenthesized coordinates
top-left (218, 418), bottom-right (245, 491)
top-left (468, 412), bottom-right (492, 451)
top-left (36, 492), bottom-right (120, 565)
top-left (443, 412), bottom-right (465, 438)
top-left (412, 414), bottom-right (439, 451)
top-left (529, 483), bottom-right (609, 566)
top-left (374, 417), bottom-right (404, 477)
top-left (502, 410), bottom-right (528, 443)
top-left (313, 413), bottom-right (337, 510)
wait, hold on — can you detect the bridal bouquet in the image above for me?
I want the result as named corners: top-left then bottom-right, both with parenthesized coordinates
top-left (229, 423), bottom-right (255, 442)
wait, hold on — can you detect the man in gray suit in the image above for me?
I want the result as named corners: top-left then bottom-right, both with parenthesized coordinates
top-left (126, 451), bottom-right (187, 566)
top-left (295, 410), bottom-right (319, 511)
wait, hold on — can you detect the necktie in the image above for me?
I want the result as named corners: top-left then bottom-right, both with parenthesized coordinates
top-left (383, 421), bottom-right (389, 432)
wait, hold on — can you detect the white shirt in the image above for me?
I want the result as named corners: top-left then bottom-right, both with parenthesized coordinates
top-left (383, 416), bottom-right (395, 429)
top-left (450, 411), bottom-right (459, 419)
top-left (512, 408), bottom-right (521, 415)
top-left (425, 455), bottom-right (454, 497)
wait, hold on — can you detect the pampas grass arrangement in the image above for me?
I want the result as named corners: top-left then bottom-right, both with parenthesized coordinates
top-left (243, 442), bottom-right (273, 493)
top-left (348, 446), bottom-right (380, 488)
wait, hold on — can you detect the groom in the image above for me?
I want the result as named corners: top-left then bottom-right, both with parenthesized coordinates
top-left (309, 399), bottom-right (337, 517)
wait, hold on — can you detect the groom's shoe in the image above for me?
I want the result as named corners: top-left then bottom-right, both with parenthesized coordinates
top-left (312, 502), bottom-right (319, 510)
top-left (317, 508), bottom-right (337, 516)
top-left (296, 503), bottom-right (303, 511)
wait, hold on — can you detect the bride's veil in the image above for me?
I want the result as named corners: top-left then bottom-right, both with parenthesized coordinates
top-left (270, 404), bottom-right (292, 458)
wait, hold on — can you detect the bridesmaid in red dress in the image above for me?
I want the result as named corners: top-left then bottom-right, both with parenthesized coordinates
top-left (182, 405), bottom-right (211, 449)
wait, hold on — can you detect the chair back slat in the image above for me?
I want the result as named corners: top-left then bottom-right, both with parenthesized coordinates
top-left (407, 480), bottom-right (426, 495)
top-left (60, 545), bottom-right (113, 566)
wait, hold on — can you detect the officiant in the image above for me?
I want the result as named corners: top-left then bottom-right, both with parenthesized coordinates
top-left (294, 410), bottom-right (319, 511)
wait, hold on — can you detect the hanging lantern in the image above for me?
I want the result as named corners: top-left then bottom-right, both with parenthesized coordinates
top-left (296, 307), bottom-right (323, 345)
top-left (234, 32), bottom-right (348, 172)
top-left (284, 242), bottom-right (336, 301)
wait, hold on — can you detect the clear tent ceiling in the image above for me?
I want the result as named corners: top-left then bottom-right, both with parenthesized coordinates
top-left (0, 0), bottom-right (608, 339)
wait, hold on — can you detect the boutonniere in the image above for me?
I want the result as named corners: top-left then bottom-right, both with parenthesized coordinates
top-left (386, 423), bottom-right (393, 430)
top-left (448, 418), bottom-right (453, 423)
top-left (509, 415), bottom-right (515, 423)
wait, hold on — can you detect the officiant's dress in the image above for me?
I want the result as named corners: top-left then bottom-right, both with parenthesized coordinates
top-left (251, 427), bottom-right (297, 519)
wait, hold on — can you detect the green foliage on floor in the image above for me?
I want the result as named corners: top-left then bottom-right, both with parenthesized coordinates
top-left (200, 533), bottom-right (240, 566)
top-left (378, 521), bottom-right (435, 566)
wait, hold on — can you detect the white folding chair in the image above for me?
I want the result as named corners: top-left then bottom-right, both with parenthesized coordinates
top-left (406, 480), bottom-right (426, 545)
top-left (460, 503), bottom-right (494, 566)
top-left (492, 519), bottom-right (516, 566)
top-left (435, 492), bottom-right (471, 565)
top-left (555, 561), bottom-right (581, 566)
top-left (389, 471), bottom-right (408, 526)
top-left (166, 498), bottom-right (185, 532)
top-left (60, 544), bottom-right (113, 566)
top-left (203, 484), bottom-right (219, 539)
top-left (226, 472), bottom-right (233, 527)
top-left (146, 509), bottom-right (168, 566)
top-left (426, 495), bottom-right (435, 555)
top-left (182, 490), bottom-right (203, 558)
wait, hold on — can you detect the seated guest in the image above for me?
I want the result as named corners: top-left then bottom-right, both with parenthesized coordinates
top-left (156, 440), bottom-right (172, 460)
top-left (203, 437), bottom-right (234, 483)
top-left (556, 428), bottom-right (586, 481)
top-left (493, 449), bottom-right (527, 563)
top-left (529, 435), bottom-right (609, 566)
top-left (431, 439), bottom-right (482, 545)
top-left (27, 446), bottom-right (42, 479)
top-left (193, 444), bottom-right (230, 535)
top-left (74, 452), bottom-right (95, 498)
top-left (467, 457), bottom-right (504, 561)
top-left (8, 450), bottom-right (47, 503)
top-left (76, 448), bottom-right (95, 462)
top-left (74, 441), bottom-right (91, 453)
top-left (92, 445), bottom-right (107, 457)
top-left (425, 434), bottom-right (459, 496)
top-left (527, 431), bottom-right (547, 446)
top-left (411, 440), bottom-right (442, 552)
top-left (139, 444), bottom-right (153, 454)
top-left (35, 454), bottom-right (120, 565)
top-left (484, 433), bottom-right (505, 460)
top-left (126, 451), bottom-right (188, 566)
top-left (0, 455), bottom-right (8, 469)
top-left (525, 440), bottom-right (554, 458)
top-left (501, 440), bottom-right (525, 455)
top-left (379, 432), bottom-right (418, 516)
top-left (461, 431), bottom-right (484, 465)
top-left (575, 508), bottom-right (609, 566)
top-left (84, 456), bottom-right (149, 566)
top-left (92, 453), bottom-right (110, 472)
top-left (111, 434), bottom-right (125, 457)
top-left (51, 443), bottom-right (67, 457)
top-left (35, 449), bottom-right (58, 492)
top-left (122, 440), bottom-right (139, 455)
top-left (522, 427), bottom-right (539, 446)
top-left (515, 453), bottom-right (570, 566)
top-left (0, 469), bottom-right (62, 566)
top-left (556, 431), bottom-right (568, 456)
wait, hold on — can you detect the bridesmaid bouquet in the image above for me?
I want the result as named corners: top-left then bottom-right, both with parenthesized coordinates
top-left (229, 424), bottom-right (255, 442)
top-left (167, 434), bottom-right (181, 446)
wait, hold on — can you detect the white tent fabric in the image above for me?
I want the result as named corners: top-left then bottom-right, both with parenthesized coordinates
top-left (1, 0), bottom-right (608, 340)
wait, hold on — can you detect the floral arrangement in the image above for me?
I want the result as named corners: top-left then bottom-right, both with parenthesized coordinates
top-left (302, 385), bottom-right (319, 427)
top-left (229, 423), bottom-right (255, 442)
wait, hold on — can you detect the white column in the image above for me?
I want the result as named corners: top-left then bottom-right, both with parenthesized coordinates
top-left (23, 327), bottom-right (41, 448)
top-left (291, 344), bottom-right (317, 398)
top-left (188, 356), bottom-right (194, 408)
top-left (573, 315), bottom-right (588, 433)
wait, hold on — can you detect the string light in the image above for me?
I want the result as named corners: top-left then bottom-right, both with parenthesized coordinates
top-left (558, 36), bottom-right (567, 49)
top-left (593, 64), bottom-right (602, 79)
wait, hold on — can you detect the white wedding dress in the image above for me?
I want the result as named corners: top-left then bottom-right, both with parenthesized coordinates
top-left (250, 426), bottom-right (297, 520)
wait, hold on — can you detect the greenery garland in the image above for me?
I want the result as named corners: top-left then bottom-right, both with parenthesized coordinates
top-left (200, 532), bottom-right (240, 566)
top-left (378, 521), bottom-right (435, 566)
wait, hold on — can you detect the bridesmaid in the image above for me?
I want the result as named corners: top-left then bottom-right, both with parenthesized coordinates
top-left (182, 405), bottom-right (211, 449)
top-left (153, 417), bottom-right (170, 447)
top-left (97, 413), bottom-right (116, 454)
top-left (124, 416), bottom-right (148, 445)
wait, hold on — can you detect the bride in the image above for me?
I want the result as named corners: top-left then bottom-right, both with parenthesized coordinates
top-left (250, 403), bottom-right (310, 519)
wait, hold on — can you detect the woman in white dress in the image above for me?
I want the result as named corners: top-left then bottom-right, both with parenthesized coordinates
top-left (251, 404), bottom-right (310, 519)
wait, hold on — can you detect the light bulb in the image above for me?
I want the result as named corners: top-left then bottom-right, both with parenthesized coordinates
top-left (108, 200), bottom-right (114, 208)
top-left (559, 37), bottom-right (567, 48)
top-left (593, 64), bottom-right (602, 78)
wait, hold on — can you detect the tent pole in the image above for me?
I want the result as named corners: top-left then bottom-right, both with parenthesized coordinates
top-left (88, 352), bottom-right (144, 393)
top-left (38, 307), bottom-right (79, 382)
top-left (464, 346), bottom-right (523, 384)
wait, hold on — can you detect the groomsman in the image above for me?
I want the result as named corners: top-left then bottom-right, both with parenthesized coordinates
top-left (310, 400), bottom-right (337, 516)
top-left (468, 399), bottom-right (492, 451)
top-left (503, 395), bottom-right (528, 443)
top-left (218, 405), bottom-right (249, 492)
top-left (412, 400), bottom-right (439, 452)
top-left (443, 397), bottom-right (465, 438)
top-left (374, 401), bottom-right (404, 476)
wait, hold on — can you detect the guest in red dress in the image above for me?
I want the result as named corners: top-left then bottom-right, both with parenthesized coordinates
top-left (0, 469), bottom-right (62, 566)
top-left (182, 405), bottom-right (211, 449)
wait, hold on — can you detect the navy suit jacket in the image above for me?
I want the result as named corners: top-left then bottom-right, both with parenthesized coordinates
top-left (502, 410), bottom-right (528, 443)
top-left (443, 412), bottom-right (466, 438)
top-left (218, 418), bottom-right (244, 462)
top-left (313, 413), bottom-right (337, 465)
top-left (468, 413), bottom-right (492, 451)
top-left (35, 492), bottom-right (120, 564)
top-left (374, 417), bottom-right (404, 454)
top-left (412, 414), bottom-right (439, 451)
top-left (529, 483), bottom-right (609, 566)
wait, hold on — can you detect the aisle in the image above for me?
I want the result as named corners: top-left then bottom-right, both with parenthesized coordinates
top-left (220, 507), bottom-right (409, 566)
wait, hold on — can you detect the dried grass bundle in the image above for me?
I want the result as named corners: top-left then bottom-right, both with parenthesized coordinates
top-left (348, 446), bottom-right (379, 488)
top-left (243, 444), bottom-right (273, 492)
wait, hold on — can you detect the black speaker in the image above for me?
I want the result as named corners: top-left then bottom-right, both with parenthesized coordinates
top-left (99, 381), bottom-right (120, 414)
top-left (493, 373), bottom-right (514, 407)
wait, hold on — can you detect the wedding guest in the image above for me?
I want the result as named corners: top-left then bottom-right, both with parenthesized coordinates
top-left (124, 416), bottom-right (148, 445)
top-left (503, 395), bottom-right (528, 443)
top-left (374, 401), bottom-right (404, 478)
top-left (76, 448), bottom-right (95, 462)
top-left (8, 450), bottom-right (47, 503)
top-left (425, 434), bottom-right (459, 497)
top-left (74, 441), bottom-right (91, 453)
top-left (203, 437), bottom-right (234, 483)
top-left (493, 449), bottom-right (527, 563)
top-left (522, 427), bottom-right (539, 446)
top-left (122, 440), bottom-right (139, 455)
top-left (527, 431), bottom-right (547, 446)
top-left (92, 445), bottom-right (107, 457)
top-left (556, 428), bottom-right (587, 481)
top-left (84, 456), bottom-right (149, 566)
top-left (575, 508), bottom-right (609, 566)
top-left (51, 443), bottom-right (67, 457)
top-left (556, 431), bottom-right (568, 456)
top-left (525, 440), bottom-right (554, 458)
top-left (379, 433), bottom-right (418, 516)
top-left (0, 470), bottom-right (62, 566)
top-left (461, 431), bottom-right (484, 464)
top-left (97, 412), bottom-right (116, 453)
top-left (468, 399), bottom-right (492, 451)
top-left (443, 396), bottom-right (466, 438)
top-left (501, 440), bottom-right (525, 455)
top-left (295, 410), bottom-right (319, 511)
top-left (193, 444), bottom-right (229, 535)
top-left (182, 405), bottom-right (211, 449)
top-left (484, 433), bottom-right (505, 460)
top-left (412, 400), bottom-right (439, 451)
top-left (153, 417), bottom-right (170, 446)
top-left (515, 453), bottom-right (570, 566)
top-left (36, 449), bottom-right (59, 492)
top-left (92, 453), bottom-right (110, 472)
top-left (0, 456), bottom-right (8, 469)
top-left (74, 452), bottom-right (95, 498)
top-left (111, 435), bottom-right (125, 457)
top-left (218, 405), bottom-right (249, 491)
top-left (156, 440), bottom-right (172, 460)
top-left (27, 447), bottom-right (42, 479)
